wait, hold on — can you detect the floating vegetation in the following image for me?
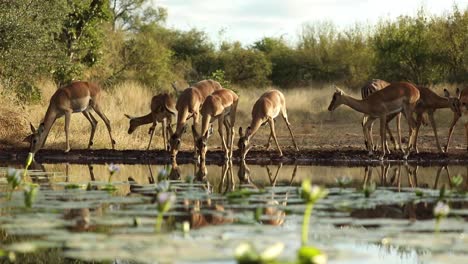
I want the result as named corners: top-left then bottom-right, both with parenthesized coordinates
top-left (0, 163), bottom-right (467, 263)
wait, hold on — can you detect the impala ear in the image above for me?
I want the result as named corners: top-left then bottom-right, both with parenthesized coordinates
top-left (182, 124), bottom-right (188, 134)
top-left (23, 134), bottom-right (32, 143)
top-left (335, 87), bottom-right (344, 95)
top-left (38, 123), bottom-right (45, 134)
top-left (246, 126), bottom-right (252, 136)
top-left (29, 123), bottom-right (36, 133)
top-left (456, 88), bottom-right (461, 98)
top-left (238, 127), bottom-right (244, 137)
top-left (443, 89), bottom-right (450, 98)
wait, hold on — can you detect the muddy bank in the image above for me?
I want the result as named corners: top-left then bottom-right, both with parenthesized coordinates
top-left (1, 147), bottom-right (467, 166)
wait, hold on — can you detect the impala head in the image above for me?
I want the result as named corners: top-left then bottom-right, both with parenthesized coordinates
top-left (192, 125), bottom-right (213, 162)
top-left (444, 88), bottom-right (462, 117)
top-left (23, 123), bottom-right (45, 154)
top-left (168, 124), bottom-right (186, 159)
top-left (124, 114), bottom-right (138, 134)
top-left (238, 127), bottom-right (252, 159)
top-left (328, 88), bottom-right (345, 111)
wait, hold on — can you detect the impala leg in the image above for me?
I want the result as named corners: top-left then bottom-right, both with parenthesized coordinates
top-left (147, 120), bottom-right (157, 150)
top-left (161, 118), bottom-right (167, 151)
top-left (92, 104), bottom-right (116, 149)
top-left (384, 122), bottom-right (393, 154)
top-left (281, 107), bottom-right (299, 151)
top-left (385, 113), bottom-right (399, 153)
top-left (412, 113), bottom-right (423, 153)
top-left (396, 113), bottom-right (402, 151)
top-left (445, 112), bottom-right (460, 152)
top-left (268, 118), bottom-right (283, 157)
top-left (363, 117), bottom-right (376, 155)
top-left (282, 116), bottom-right (299, 151)
top-left (223, 118), bottom-right (234, 159)
top-left (403, 104), bottom-right (417, 159)
top-left (427, 112), bottom-right (444, 153)
top-left (362, 115), bottom-right (369, 149)
top-left (82, 111), bottom-right (97, 149)
top-left (265, 132), bottom-right (273, 150)
top-left (165, 118), bottom-right (172, 151)
top-left (369, 120), bottom-right (376, 151)
top-left (192, 112), bottom-right (200, 159)
top-left (379, 115), bottom-right (387, 160)
top-left (64, 111), bottom-right (71, 152)
top-left (218, 117), bottom-right (228, 159)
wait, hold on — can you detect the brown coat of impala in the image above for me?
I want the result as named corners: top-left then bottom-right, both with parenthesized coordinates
top-left (328, 82), bottom-right (420, 160)
top-left (360, 79), bottom-right (402, 152)
top-left (125, 93), bottom-right (176, 150)
top-left (192, 88), bottom-right (239, 161)
top-left (409, 87), bottom-right (461, 153)
top-left (168, 79), bottom-right (222, 160)
top-left (24, 81), bottom-right (116, 154)
top-left (446, 87), bottom-right (468, 152)
top-left (238, 89), bottom-right (299, 160)
top-left (366, 86), bottom-right (462, 153)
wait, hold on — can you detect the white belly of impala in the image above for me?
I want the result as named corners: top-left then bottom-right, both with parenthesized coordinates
top-left (71, 96), bottom-right (91, 113)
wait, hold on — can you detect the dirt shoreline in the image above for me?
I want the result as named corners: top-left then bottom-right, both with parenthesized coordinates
top-left (1, 147), bottom-right (467, 166)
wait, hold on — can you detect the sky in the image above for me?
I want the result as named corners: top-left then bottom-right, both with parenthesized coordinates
top-left (156, 0), bottom-right (468, 45)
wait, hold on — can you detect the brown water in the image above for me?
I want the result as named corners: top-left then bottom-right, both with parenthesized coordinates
top-left (0, 162), bottom-right (467, 263)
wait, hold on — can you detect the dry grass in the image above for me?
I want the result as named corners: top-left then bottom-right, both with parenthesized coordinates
top-left (0, 80), bottom-right (466, 151)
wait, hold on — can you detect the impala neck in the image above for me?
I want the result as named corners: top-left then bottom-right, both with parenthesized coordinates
top-left (175, 110), bottom-right (190, 137)
top-left (428, 95), bottom-right (451, 109)
top-left (246, 118), bottom-right (263, 139)
top-left (342, 95), bottom-right (372, 115)
top-left (36, 107), bottom-right (57, 151)
top-left (132, 113), bottom-right (153, 127)
top-left (200, 115), bottom-right (212, 138)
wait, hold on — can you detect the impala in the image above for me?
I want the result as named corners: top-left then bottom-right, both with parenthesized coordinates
top-left (360, 79), bottom-right (401, 152)
top-left (238, 89), bottom-right (299, 160)
top-left (167, 79), bottom-right (222, 160)
top-left (408, 87), bottom-right (461, 153)
top-left (328, 82), bottom-right (420, 160)
top-left (192, 88), bottom-right (239, 161)
top-left (24, 81), bottom-right (116, 154)
top-left (125, 93), bottom-right (176, 150)
top-left (365, 87), bottom-right (462, 153)
top-left (445, 87), bottom-right (468, 152)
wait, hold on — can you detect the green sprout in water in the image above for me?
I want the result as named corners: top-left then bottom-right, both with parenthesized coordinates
top-left (157, 166), bottom-right (170, 182)
top-left (335, 176), bottom-right (351, 188)
top-left (235, 242), bottom-right (284, 264)
top-left (154, 192), bottom-right (176, 233)
top-left (6, 168), bottom-right (22, 200)
top-left (23, 152), bottom-right (34, 178)
top-left (299, 179), bottom-right (328, 264)
top-left (451, 175), bottom-right (464, 194)
top-left (433, 201), bottom-right (450, 233)
top-left (23, 183), bottom-right (39, 208)
top-left (363, 181), bottom-right (376, 198)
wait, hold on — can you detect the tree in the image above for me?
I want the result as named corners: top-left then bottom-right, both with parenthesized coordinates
top-left (372, 9), bottom-right (439, 84)
top-left (110, 0), bottom-right (167, 31)
top-left (0, 0), bottom-right (67, 100)
top-left (219, 42), bottom-right (272, 87)
top-left (55, 0), bottom-right (111, 84)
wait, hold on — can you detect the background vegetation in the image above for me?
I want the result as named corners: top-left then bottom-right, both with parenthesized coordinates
top-left (0, 0), bottom-right (466, 98)
top-left (0, 1), bottom-right (466, 149)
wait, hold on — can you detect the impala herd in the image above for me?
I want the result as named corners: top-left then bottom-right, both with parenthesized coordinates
top-left (23, 79), bottom-right (468, 161)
